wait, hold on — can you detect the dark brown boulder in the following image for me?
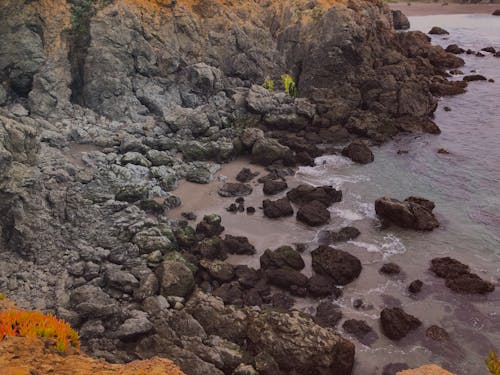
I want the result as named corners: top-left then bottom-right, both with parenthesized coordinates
top-left (221, 235), bottom-right (256, 255)
top-left (318, 227), bottom-right (361, 245)
top-left (262, 179), bottom-right (288, 195)
top-left (430, 80), bottom-right (467, 96)
top-left (287, 184), bottom-right (342, 207)
top-left (341, 140), bottom-right (374, 164)
top-left (493, 9), bottom-right (500, 15)
top-left (235, 167), bottom-right (259, 182)
top-left (429, 26), bottom-right (449, 35)
top-left (234, 265), bottom-right (261, 289)
top-left (445, 44), bottom-right (464, 54)
top-left (408, 280), bottom-right (423, 294)
top-left (463, 74), bottom-right (487, 82)
top-left (375, 196), bottom-right (439, 231)
top-left (297, 200), bottom-right (331, 227)
top-left (265, 268), bottom-right (309, 290)
top-left (380, 307), bottom-right (422, 340)
top-left (481, 46), bottom-right (496, 54)
top-left (380, 263), bottom-right (401, 275)
top-left (430, 257), bottom-right (495, 294)
top-left (260, 246), bottom-right (305, 271)
top-left (342, 319), bottom-right (378, 345)
top-left (308, 275), bottom-right (343, 298)
top-left (311, 246), bottom-right (362, 285)
top-left (314, 301), bottom-right (343, 328)
top-left (263, 198), bottom-right (294, 219)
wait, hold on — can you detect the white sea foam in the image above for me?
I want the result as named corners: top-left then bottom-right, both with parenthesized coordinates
top-left (329, 207), bottom-right (365, 222)
top-left (348, 234), bottom-right (406, 259)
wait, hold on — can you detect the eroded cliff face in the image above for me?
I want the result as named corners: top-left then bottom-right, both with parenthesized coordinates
top-left (0, 1), bottom-right (466, 374)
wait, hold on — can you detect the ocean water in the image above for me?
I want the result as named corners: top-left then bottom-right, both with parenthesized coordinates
top-left (296, 14), bottom-right (500, 374)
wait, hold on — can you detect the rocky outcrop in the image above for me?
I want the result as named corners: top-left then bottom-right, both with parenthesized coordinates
top-left (0, 336), bottom-right (185, 375)
top-left (430, 257), bottom-right (495, 294)
top-left (0, 0), bottom-right (473, 372)
top-left (375, 196), bottom-right (439, 230)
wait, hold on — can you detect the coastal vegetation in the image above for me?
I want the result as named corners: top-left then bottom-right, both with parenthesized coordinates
top-left (0, 306), bottom-right (80, 352)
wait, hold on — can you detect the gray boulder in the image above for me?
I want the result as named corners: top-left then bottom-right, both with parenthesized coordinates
top-left (156, 260), bottom-right (195, 298)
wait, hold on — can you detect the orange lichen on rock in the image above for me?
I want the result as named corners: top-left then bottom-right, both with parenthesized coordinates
top-left (0, 336), bottom-right (185, 375)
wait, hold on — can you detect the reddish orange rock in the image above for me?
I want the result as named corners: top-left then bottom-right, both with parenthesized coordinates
top-left (0, 336), bottom-right (185, 375)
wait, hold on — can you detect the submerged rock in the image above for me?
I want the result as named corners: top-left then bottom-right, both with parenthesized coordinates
top-left (429, 26), bottom-right (449, 35)
top-left (314, 301), bottom-right (343, 328)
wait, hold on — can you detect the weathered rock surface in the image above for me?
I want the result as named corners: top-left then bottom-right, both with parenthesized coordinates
top-left (0, 0), bottom-right (471, 370)
top-left (430, 257), bottom-right (495, 294)
top-left (287, 184), bottom-right (342, 207)
top-left (297, 200), bottom-right (331, 226)
top-left (311, 246), bottom-right (362, 285)
top-left (392, 10), bottom-right (410, 30)
top-left (342, 140), bottom-right (375, 164)
top-left (263, 198), bottom-right (294, 219)
top-left (380, 307), bottom-right (422, 340)
top-left (375, 196), bottom-right (439, 230)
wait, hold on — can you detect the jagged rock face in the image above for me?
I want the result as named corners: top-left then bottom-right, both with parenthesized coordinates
top-left (1, 0), bottom-right (461, 140)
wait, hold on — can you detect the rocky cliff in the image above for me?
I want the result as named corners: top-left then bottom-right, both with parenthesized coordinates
top-left (0, 0), bottom-right (466, 374)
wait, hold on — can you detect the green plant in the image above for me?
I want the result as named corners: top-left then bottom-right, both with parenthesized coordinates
top-left (263, 79), bottom-right (275, 92)
top-left (70, 0), bottom-right (114, 34)
top-left (281, 74), bottom-right (298, 97)
top-left (486, 351), bottom-right (500, 375)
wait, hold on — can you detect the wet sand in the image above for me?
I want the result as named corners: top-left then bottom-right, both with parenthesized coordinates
top-left (169, 158), bottom-right (317, 270)
top-left (390, 2), bottom-right (499, 16)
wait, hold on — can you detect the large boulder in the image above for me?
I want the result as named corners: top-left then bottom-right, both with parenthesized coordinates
top-left (341, 140), bottom-right (374, 164)
top-left (296, 200), bottom-right (331, 227)
top-left (156, 260), bottom-right (195, 298)
top-left (262, 180), bottom-right (288, 195)
top-left (380, 307), bottom-right (421, 340)
top-left (263, 198), bottom-right (294, 219)
top-left (287, 184), bottom-right (342, 207)
top-left (375, 196), bottom-right (439, 230)
top-left (311, 246), bottom-right (362, 285)
top-left (247, 310), bottom-right (355, 374)
top-left (260, 246), bottom-right (305, 271)
top-left (251, 138), bottom-right (292, 166)
top-left (430, 257), bottom-right (495, 294)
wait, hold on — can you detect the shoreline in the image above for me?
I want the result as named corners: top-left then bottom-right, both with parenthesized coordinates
top-left (389, 2), bottom-right (499, 16)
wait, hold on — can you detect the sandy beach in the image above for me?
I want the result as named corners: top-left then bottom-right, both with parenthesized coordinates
top-left (390, 2), bottom-right (499, 16)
